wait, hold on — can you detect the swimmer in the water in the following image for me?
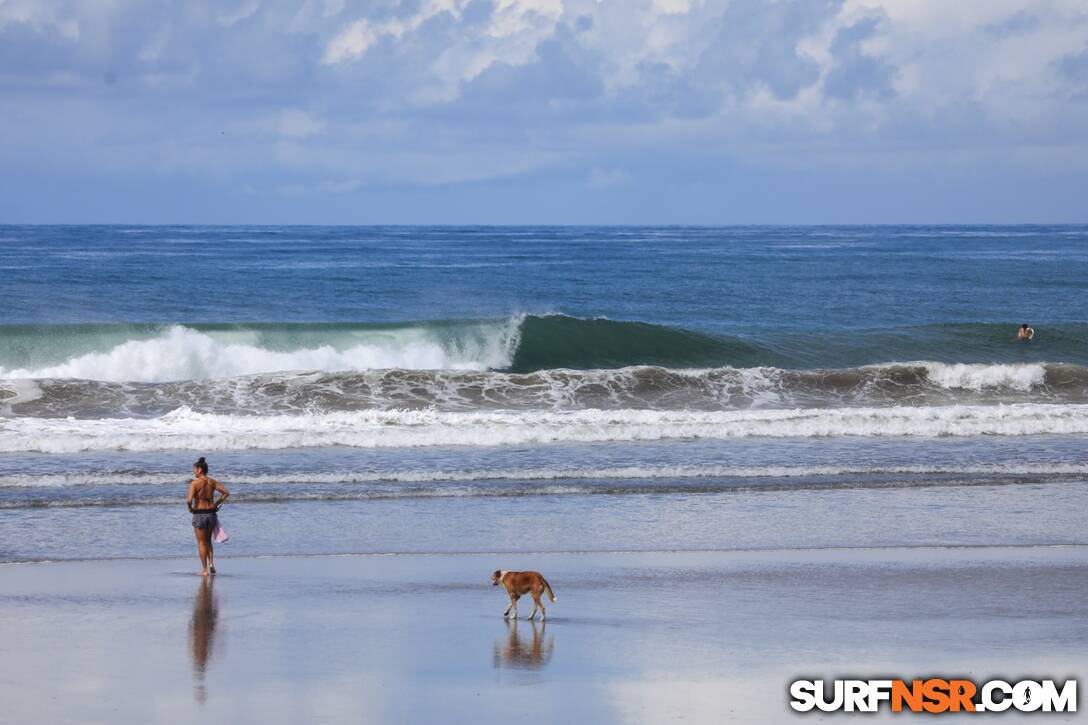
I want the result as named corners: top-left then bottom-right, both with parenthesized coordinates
top-left (1017, 324), bottom-right (1034, 341)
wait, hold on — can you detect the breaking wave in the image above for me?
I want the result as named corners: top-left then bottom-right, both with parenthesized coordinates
top-left (2, 317), bottom-right (1088, 384)
top-left (0, 319), bottom-right (523, 382)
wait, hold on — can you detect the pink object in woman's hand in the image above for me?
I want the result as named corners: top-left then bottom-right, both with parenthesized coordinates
top-left (213, 523), bottom-right (230, 544)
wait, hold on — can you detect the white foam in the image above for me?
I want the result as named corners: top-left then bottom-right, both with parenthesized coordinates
top-left (922, 362), bottom-right (1047, 391)
top-left (0, 321), bottom-right (521, 382)
top-left (2, 403), bottom-right (1087, 454)
top-left (5, 462), bottom-right (1088, 488)
top-left (0, 379), bottom-right (43, 414)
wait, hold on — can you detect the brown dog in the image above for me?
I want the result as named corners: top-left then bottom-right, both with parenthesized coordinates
top-left (491, 570), bottom-right (557, 621)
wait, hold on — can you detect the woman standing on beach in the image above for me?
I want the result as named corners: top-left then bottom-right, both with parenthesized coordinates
top-left (187, 457), bottom-right (229, 576)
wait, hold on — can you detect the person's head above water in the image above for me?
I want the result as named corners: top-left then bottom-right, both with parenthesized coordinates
top-left (194, 456), bottom-right (209, 476)
top-left (1022, 324), bottom-right (1030, 330)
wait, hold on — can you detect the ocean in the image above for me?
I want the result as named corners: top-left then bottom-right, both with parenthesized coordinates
top-left (2, 224), bottom-right (1086, 562)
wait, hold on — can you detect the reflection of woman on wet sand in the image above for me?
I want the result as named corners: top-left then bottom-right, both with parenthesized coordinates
top-left (493, 619), bottom-right (553, 670)
top-left (189, 576), bottom-right (219, 704)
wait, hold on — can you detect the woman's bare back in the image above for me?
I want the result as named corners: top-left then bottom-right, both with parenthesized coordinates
top-left (188, 476), bottom-right (222, 511)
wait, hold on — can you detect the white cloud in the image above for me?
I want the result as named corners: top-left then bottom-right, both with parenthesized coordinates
top-left (217, 0), bottom-right (261, 27)
top-left (277, 110), bottom-right (326, 139)
top-left (323, 0), bottom-right (462, 65)
top-left (0, 0), bottom-right (81, 39)
top-left (651, 0), bottom-right (692, 16)
top-left (488, 0), bottom-right (564, 37)
top-left (322, 18), bottom-right (382, 64)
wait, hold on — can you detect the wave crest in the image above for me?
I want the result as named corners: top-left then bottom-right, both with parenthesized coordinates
top-left (0, 320), bottom-right (522, 382)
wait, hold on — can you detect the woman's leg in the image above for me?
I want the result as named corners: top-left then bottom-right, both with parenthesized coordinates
top-left (206, 526), bottom-right (216, 574)
top-left (193, 526), bottom-right (208, 575)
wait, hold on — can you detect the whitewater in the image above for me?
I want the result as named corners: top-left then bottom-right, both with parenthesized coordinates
top-left (3, 402), bottom-right (1088, 454)
top-left (0, 319), bottom-right (524, 381)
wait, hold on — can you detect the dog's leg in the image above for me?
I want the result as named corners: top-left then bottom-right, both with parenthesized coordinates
top-left (528, 591), bottom-right (542, 621)
top-left (505, 593), bottom-right (519, 619)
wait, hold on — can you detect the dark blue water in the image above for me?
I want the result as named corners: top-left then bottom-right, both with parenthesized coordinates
top-left (1, 225), bottom-right (1086, 561)
top-left (3, 225), bottom-right (1086, 331)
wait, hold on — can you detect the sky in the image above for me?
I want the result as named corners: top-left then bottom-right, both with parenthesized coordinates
top-left (1, 0), bottom-right (1087, 224)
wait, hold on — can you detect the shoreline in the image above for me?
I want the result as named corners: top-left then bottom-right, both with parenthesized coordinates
top-left (4, 539), bottom-right (1088, 566)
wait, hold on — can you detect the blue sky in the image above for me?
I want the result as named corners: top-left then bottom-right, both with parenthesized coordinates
top-left (1, 0), bottom-right (1087, 223)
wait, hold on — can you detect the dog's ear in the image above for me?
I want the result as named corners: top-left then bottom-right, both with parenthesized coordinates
top-left (492, 570), bottom-right (502, 579)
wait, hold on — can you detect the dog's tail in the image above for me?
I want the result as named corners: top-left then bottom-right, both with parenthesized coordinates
top-left (542, 576), bottom-right (557, 602)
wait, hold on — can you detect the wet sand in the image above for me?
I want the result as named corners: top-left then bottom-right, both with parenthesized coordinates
top-left (2, 546), bottom-right (1085, 723)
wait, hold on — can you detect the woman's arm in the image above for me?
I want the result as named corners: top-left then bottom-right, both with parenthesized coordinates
top-left (186, 480), bottom-right (197, 513)
top-left (213, 478), bottom-right (230, 509)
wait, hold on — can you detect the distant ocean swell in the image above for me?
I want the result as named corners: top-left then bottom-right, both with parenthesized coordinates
top-left (3, 404), bottom-right (1088, 453)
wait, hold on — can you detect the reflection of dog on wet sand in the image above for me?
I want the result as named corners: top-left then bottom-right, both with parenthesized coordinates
top-left (493, 618), bottom-right (554, 669)
top-left (491, 570), bottom-right (557, 621)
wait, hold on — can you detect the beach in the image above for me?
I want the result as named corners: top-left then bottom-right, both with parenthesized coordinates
top-left (3, 545), bottom-right (1085, 724)
top-left (3, 464), bottom-right (1087, 722)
